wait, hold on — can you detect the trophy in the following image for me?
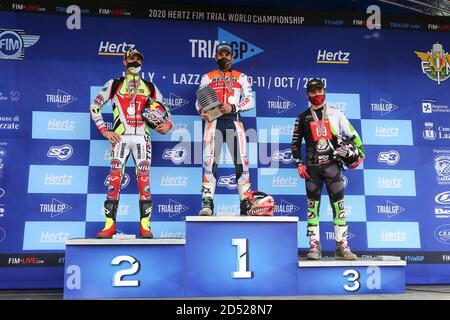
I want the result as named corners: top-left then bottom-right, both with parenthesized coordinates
top-left (196, 85), bottom-right (223, 121)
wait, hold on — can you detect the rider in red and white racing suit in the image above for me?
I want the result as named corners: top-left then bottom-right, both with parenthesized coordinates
top-left (90, 49), bottom-right (172, 238)
top-left (195, 43), bottom-right (255, 216)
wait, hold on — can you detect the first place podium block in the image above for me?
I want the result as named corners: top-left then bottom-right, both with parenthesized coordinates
top-left (64, 238), bottom-right (185, 299)
top-left (185, 216), bottom-right (299, 297)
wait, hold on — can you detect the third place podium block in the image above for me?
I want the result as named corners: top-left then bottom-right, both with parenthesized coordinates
top-left (298, 258), bottom-right (406, 295)
top-left (185, 216), bottom-right (299, 297)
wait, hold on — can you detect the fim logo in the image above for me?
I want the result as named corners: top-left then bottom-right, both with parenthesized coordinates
top-left (162, 146), bottom-right (188, 164)
top-left (434, 224), bottom-right (450, 244)
top-left (157, 199), bottom-right (189, 218)
top-left (434, 155), bottom-right (450, 185)
top-left (377, 150), bottom-right (400, 166)
top-left (218, 175), bottom-right (237, 189)
top-left (272, 149), bottom-right (294, 164)
top-left (46, 89), bottom-right (78, 108)
top-left (0, 29), bottom-right (40, 60)
top-left (377, 200), bottom-right (405, 218)
top-left (267, 97), bottom-right (296, 114)
top-left (415, 43), bottom-right (450, 85)
top-left (163, 93), bottom-right (189, 111)
top-left (47, 144), bottom-right (74, 161)
top-left (371, 99), bottom-right (399, 116)
top-left (40, 198), bottom-right (73, 218)
top-left (423, 122), bottom-right (437, 140)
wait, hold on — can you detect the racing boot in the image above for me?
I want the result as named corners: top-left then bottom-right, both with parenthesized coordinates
top-left (199, 197), bottom-right (214, 216)
top-left (139, 200), bottom-right (154, 238)
top-left (97, 200), bottom-right (118, 238)
top-left (334, 225), bottom-right (357, 260)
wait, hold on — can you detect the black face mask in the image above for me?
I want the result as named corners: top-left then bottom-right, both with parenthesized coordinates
top-left (217, 57), bottom-right (231, 70)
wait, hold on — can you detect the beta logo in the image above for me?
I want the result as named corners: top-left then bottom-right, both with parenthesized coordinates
top-left (272, 149), bottom-right (294, 164)
top-left (47, 144), bottom-right (73, 161)
top-left (377, 150), bottom-right (400, 166)
top-left (218, 175), bottom-right (237, 189)
top-left (434, 224), bottom-right (450, 244)
top-left (0, 29), bottom-right (40, 60)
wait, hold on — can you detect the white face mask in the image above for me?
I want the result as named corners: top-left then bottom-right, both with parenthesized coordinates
top-left (128, 66), bottom-right (141, 74)
top-left (126, 61), bottom-right (142, 74)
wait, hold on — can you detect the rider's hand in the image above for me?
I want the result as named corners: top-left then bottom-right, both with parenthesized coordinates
top-left (200, 110), bottom-right (209, 121)
top-left (297, 163), bottom-right (311, 180)
top-left (155, 123), bottom-right (170, 134)
top-left (103, 131), bottom-right (121, 144)
top-left (220, 103), bottom-right (233, 114)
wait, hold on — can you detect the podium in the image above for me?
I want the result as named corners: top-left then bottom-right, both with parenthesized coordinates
top-left (63, 238), bottom-right (185, 299)
top-left (63, 216), bottom-right (406, 298)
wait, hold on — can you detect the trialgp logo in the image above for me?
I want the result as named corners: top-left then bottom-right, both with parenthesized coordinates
top-left (189, 28), bottom-right (263, 63)
top-left (414, 43), bottom-right (450, 85)
top-left (0, 29), bottom-right (40, 60)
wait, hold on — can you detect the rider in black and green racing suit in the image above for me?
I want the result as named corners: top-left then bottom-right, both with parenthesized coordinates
top-left (291, 79), bottom-right (365, 260)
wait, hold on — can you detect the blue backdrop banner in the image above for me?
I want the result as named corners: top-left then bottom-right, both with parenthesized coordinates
top-left (1, 5), bottom-right (450, 288)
